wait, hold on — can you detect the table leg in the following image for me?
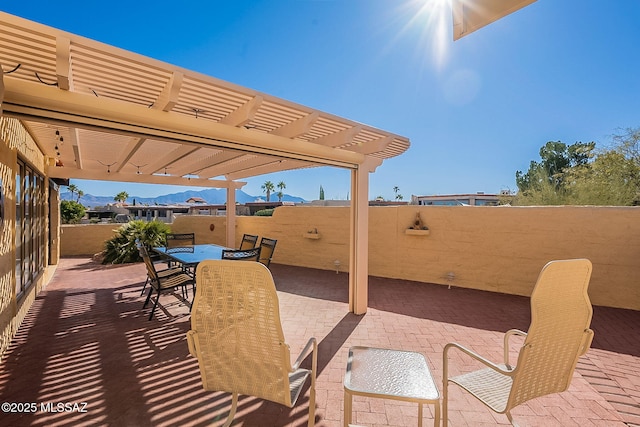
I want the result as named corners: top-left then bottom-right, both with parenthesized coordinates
top-left (344, 390), bottom-right (352, 427)
top-left (433, 400), bottom-right (440, 427)
top-left (418, 403), bottom-right (423, 427)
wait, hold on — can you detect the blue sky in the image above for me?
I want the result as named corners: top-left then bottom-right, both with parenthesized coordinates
top-left (4, 1), bottom-right (640, 201)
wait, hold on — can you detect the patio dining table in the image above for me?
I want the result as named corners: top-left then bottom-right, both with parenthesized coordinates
top-left (153, 243), bottom-right (230, 270)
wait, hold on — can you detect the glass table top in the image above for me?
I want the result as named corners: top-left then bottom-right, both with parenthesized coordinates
top-left (153, 244), bottom-right (229, 265)
top-left (344, 346), bottom-right (440, 401)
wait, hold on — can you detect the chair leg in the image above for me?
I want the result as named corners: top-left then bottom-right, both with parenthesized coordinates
top-left (222, 393), bottom-right (239, 427)
top-left (143, 286), bottom-right (153, 308)
top-left (343, 390), bottom-right (352, 427)
top-left (148, 289), bottom-right (160, 320)
top-left (308, 381), bottom-right (316, 427)
top-left (140, 276), bottom-right (149, 296)
top-left (442, 379), bottom-right (449, 426)
top-left (506, 411), bottom-right (520, 427)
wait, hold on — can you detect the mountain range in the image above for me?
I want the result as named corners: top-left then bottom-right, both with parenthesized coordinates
top-left (62, 188), bottom-right (307, 208)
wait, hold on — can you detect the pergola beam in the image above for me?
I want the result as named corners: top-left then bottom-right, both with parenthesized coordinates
top-left (271, 111), bottom-right (319, 138)
top-left (56, 37), bottom-right (71, 90)
top-left (219, 95), bottom-right (263, 127)
top-left (313, 125), bottom-right (362, 148)
top-left (348, 136), bottom-right (393, 155)
top-left (48, 166), bottom-right (237, 188)
top-left (169, 150), bottom-right (245, 177)
top-left (143, 145), bottom-right (199, 175)
top-left (154, 71), bottom-right (183, 112)
top-left (225, 159), bottom-right (311, 181)
top-left (3, 78), bottom-right (365, 171)
top-left (115, 137), bottom-right (146, 173)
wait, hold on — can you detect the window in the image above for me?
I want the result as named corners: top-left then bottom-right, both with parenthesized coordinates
top-left (15, 158), bottom-right (46, 299)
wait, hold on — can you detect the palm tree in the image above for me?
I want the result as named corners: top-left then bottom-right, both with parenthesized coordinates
top-left (76, 190), bottom-right (84, 203)
top-left (276, 181), bottom-right (286, 202)
top-left (67, 183), bottom-right (78, 201)
top-left (261, 181), bottom-right (275, 202)
top-left (114, 191), bottom-right (129, 204)
top-left (393, 186), bottom-right (403, 201)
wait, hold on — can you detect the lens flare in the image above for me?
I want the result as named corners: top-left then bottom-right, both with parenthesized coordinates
top-left (398, 0), bottom-right (451, 70)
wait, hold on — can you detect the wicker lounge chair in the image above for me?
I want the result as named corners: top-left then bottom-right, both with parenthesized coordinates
top-left (443, 258), bottom-right (594, 426)
top-left (187, 260), bottom-right (317, 427)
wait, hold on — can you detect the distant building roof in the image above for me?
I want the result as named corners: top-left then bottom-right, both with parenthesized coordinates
top-left (186, 197), bottom-right (207, 204)
top-left (413, 193), bottom-right (500, 206)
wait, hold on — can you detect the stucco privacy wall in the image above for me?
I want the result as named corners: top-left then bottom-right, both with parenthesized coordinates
top-left (173, 205), bottom-right (640, 310)
top-left (61, 223), bottom-right (130, 256)
top-left (0, 117), bottom-right (56, 358)
top-left (62, 205), bottom-right (640, 311)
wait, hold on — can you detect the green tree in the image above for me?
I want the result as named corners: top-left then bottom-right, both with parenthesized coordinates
top-left (513, 168), bottom-right (569, 206)
top-left (610, 127), bottom-right (640, 161)
top-left (76, 189), bottom-right (84, 203)
top-left (516, 141), bottom-right (595, 194)
top-left (261, 181), bottom-right (275, 202)
top-left (276, 181), bottom-right (286, 202)
top-left (60, 200), bottom-right (86, 224)
top-left (319, 185), bottom-right (325, 200)
top-left (114, 191), bottom-right (129, 203)
top-left (514, 128), bottom-right (640, 206)
top-left (563, 149), bottom-right (640, 206)
top-left (67, 183), bottom-right (78, 201)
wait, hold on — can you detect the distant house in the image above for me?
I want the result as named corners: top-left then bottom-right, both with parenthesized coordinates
top-left (186, 197), bottom-right (207, 204)
top-left (123, 205), bottom-right (190, 223)
top-left (413, 192), bottom-right (502, 206)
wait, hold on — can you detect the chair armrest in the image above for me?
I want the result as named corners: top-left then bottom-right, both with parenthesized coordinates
top-left (292, 337), bottom-right (317, 372)
top-left (579, 328), bottom-right (594, 356)
top-left (443, 342), bottom-right (515, 384)
top-left (504, 329), bottom-right (527, 369)
top-left (186, 330), bottom-right (198, 358)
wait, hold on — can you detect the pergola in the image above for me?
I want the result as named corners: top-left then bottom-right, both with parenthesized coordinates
top-left (0, 12), bottom-right (409, 314)
top-left (0, 2), bottom-right (535, 313)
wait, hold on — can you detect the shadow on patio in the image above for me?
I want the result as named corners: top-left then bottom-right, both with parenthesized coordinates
top-left (0, 258), bottom-right (638, 426)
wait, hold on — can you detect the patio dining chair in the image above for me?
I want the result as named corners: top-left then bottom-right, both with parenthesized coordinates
top-left (239, 233), bottom-right (259, 250)
top-left (165, 232), bottom-right (195, 248)
top-left (187, 260), bottom-right (317, 427)
top-left (221, 247), bottom-right (261, 261)
top-left (164, 233), bottom-right (195, 267)
top-left (137, 241), bottom-right (183, 296)
top-left (140, 243), bottom-right (195, 320)
top-left (442, 258), bottom-right (594, 426)
top-left (258, 237), bottom-right (277, 267)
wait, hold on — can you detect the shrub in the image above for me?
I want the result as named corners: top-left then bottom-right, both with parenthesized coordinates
top-left (60, 200), bottom-right (86, 224)
top-left (102, 220), bottom-right (171, 264)
top-left (254, 208), bottom-right (274, 216)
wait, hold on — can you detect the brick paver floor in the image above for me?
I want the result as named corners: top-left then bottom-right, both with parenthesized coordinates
top-left (0, 258), bottom-right (638, 426)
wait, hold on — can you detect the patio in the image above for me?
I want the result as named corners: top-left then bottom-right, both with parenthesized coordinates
top-left (0, 258), bottom-right (638, 427)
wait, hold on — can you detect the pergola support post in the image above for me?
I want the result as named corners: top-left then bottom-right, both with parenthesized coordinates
top-left (226, 184), bottom-right (237, 248)
top-left (349, 157), bottom-right (382, 315)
